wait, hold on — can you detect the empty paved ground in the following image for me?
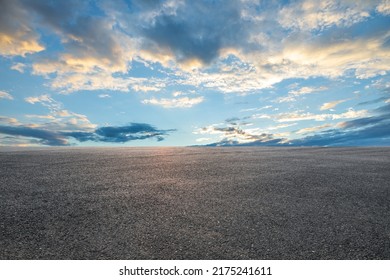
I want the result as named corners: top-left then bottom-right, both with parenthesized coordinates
top-left (0, 147), bottom-right (389, 259)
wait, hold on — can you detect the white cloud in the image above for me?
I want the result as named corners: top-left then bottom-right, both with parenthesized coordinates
top-left (0, 116), bottom-right (20, 125)
top-left (277, 96), bottom-right (297, 103)
top-left (142, 96), bottom-right (204, 108)
top-left (320, 99), bottom-right (349, 110)
top-left (275, 109), bottom-right (368, 122)
top-left (377, 0), bottom-right (390, 15)
top-left (24, 95), bottom-right (96, 131)
top-left (10, 62), bottom-right (26, 73)
top-left (266, 123), bottom-right (297, 131)
top-left (296, 124), bottom-right (332, 134)
top-left (252, 114), bottom-right (272, 119)
top-left (0, 90), bottom-right (13, 100)
top-left (25, 94), bottom-right (53, 104)
top-left (172, 91), bottom-right (184, 97)
top-left (98, 94), bottom-right (111, 98)
top-left (289, 86), bottom-right (328, 96)
top-left (194, 124), bottom-right (278, 144)
top-left (278, 0), bottom-right (372, 31)
top-left (25, 114), bottom-right (56, 120)
top-left (196, 137), bottom-right (212, 142)
top-left (132, 84), bottom-right (164, 92)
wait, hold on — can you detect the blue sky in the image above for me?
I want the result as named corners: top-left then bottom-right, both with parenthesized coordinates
top-left (0, 0), bottom-right (389, 147)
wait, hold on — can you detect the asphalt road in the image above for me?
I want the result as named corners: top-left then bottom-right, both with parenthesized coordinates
top-left (0, 147), bottom-right (389, 259)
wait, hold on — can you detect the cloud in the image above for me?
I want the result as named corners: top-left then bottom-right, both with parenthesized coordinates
top-left (16, 0), bottom-right (137, 93)
top-left (266, 123), bottom-right (297, 131)
top-left (138, 0), bottom-right (247, 65)
top-left (377, 0), bottom-right (390, 15)
top-left (0, 116), bottom-right (20, 125)
top-left (25, 114), bottom-right (55, 120)
top-left (0, 90), bottom-right (13, 100)
top-left (249, 108), bottom-right (368, 122)
top-left (290, 86), bottom-right (328, 96)
top-left (275, 109), bottom-right (368, 122)
top-left (277, 86), bottom-right (328, 103)
top-left (142, 96), bottom-right (204, 108)
top-left (278, 0), bottom-right (373, 31)
top-left (171, 90), bottom-right (197, 97)
top-left (357, 97), bottom-right (389, 106)
top-left (0, 0), bottom-right (44, 56)
top-left (291, 114), bottom-right (390, 146)
top-left (91, 123), bottom-right (175, 143)
top-left (24, 94), bottom-right (96, 131)
top-left (25, 94), bottom-right (53, 104)
top-left (98, 94), bottom-right (111, 98)
top-left (10, 62), bottom-right (26, 73)
top-left (26, 0), bottom-right (133, 71)
top-left (320, 99), bottom-right (349, 110)
top-left (194, 123), bottom-right (282, 145)
top-left (24, 94), bottom-right (61, 112)
top-left (225, 117), bottom-right (241, 125)
top-left (0, 123), bottom-right (176, 146)
top-left (200, 104), bottom-right (390, 146)
top-left (0, 125), bottom-right (68, 146)
top-left (196, 137), bottom-right (211, 142)
top-left (1, 0), bottom-right (390, 95)
top-left (296, 124), bottom-right (332, 135)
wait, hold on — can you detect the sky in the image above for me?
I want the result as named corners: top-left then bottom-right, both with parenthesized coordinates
top-left (0, 0), bottom-right (389, 147)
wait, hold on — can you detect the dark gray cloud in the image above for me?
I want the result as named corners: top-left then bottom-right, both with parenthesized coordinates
top-left (0, 123), bottom-right (175, 146)
top-left (139, 0), bottom-right (248, 64)
top-left (0, 0), bottom-right (25, 34)
top-left (0, 125), bottom-right (68, 146)
top-left (22, 0), bottom-right (85, 28)
top-left (68, 123), bottom-right (176, 143)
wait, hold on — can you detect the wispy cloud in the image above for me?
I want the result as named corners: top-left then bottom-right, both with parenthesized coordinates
top-left (357, 97), bottom-right (389, 106)
top-left (24, 94), bottom-right (96, 131)
top-left (296, 124), bottom-right (332, 135)
top-left (320, 99), bottom-right (349, 111)
top-left (275, 109), bottom-right (368, 122)
top-left (0, 90), bottom-right (13, 100)
top-left (25, 94), bottom-right (64, 115)
top-left (142, 96), bottom-right (204, 108)
top-left (278, 0), bottom-right (372, 31)
top-left (0, 116), bottom-right (20, 125)
top-left (10, 62), bottom-right (26, 73)
top-left (289, 86), bottom-right (328, 96)
top-left (277, 86), bottom-right (328, 103)
top-left (98, 94), bottom-right (111, 98)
